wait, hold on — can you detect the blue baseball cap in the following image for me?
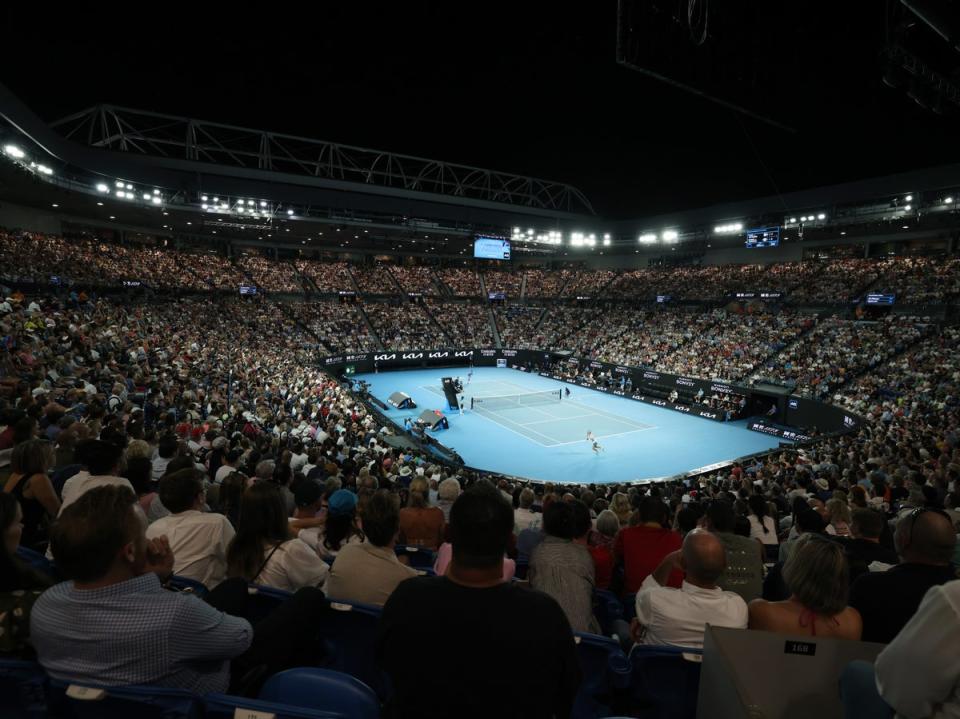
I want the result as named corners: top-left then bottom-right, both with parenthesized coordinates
top-left (327, 489), bottom-right (358, 517)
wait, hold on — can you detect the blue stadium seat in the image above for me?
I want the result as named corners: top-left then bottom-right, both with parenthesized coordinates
top-left (45, 679), bottom-right (203, 719)
top-left (204, 694), bottom-right (345, 719)
top-left (258, 667), bottom-right (380, 719)
top-left (593, 589), bottom-right (624, 636)
top-left (0, 658), bottom-right (47, 719)
top-left (246, 583), bottom-right (294, 624)
top-left (15, 546), bottom-right (59, 581)
top-left (315, 599), bottom-right (391, 700)
top-left (572, 633), bottom-right (631, 719)
top-left (626, 645), bottom-right (703, 719)
top-left (394, 545), bottom-right (436, 569)
top-left (165, 575), bottom-right (209, 598)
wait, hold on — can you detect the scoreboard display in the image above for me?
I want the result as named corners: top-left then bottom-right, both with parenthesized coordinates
top-left (744, 226), bottom-right (780, 248)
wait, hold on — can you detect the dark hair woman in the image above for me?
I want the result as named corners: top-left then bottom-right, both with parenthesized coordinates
top-left (226, 482), bottom-right (328, 592)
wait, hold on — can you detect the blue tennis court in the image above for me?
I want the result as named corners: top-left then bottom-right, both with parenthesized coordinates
top-left (355, 366), bottom-right (784, 484)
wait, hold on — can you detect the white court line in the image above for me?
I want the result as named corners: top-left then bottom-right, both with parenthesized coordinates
top-left (546, 425), bottom-right (658, 446)
top-left (519, 412), bottom-right (605, 426)
top-left (470, 408), bottom-right (561, 447)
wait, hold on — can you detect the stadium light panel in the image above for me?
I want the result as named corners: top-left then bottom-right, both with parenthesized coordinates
top-left (260, 201), bottom-right (267, 207)
top-left (662, 230), bottom-right (679, 242)
top-left (116, 180), bottom-right (124, 188)
top-left (201, 195), bottom-right (209, 201)
top-left (151, 197), bottom-right (161, 205)
top-left (125, 184), bottom-right (133, 190)
top-left (817, 213), bottom-right (826, 220)
top-left (153, 189), bottom-right (160, 195)
top-left (3, 144), bottom-right (25, 159)
top-left (905, 195), bottom-right (913, 202)
top-left (213, 197), bottom-right (219, 202)
top-left (603, 238), bottom-right (611, 246)
top-left (789, 217), bottom-right (797, 223)
top-left (201, 204), bottom-right (208, 210)
top-left (946, 197), bottom-right (954, 204)
top-left (96, 183), bottom-right (109, 193)
top-left (247, 200), bottom-right (254, 205)
top-left (115, 190), bottom-right (125, 198)
top-left (638, 233), bottom-right (657, 244)
top-left (287, 209), bottom-right (294, 216)
top-left (143, 193), bottom-right (152, 200)
top-left (903, 204), bottom-right (911, 211)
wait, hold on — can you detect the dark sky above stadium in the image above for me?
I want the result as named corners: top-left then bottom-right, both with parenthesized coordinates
top-left (4, 3), bottom-right (960, 219)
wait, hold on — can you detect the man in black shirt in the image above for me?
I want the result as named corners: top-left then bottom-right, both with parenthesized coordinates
top-left (377, 481), bottom-right (581, 719)
top-left (849, 508), bottom-right (957, 644)
top-left (837, 508), bottom-right (900, 583)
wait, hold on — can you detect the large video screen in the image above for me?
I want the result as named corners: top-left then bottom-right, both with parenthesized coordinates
top-left (744, 227), bottom-right (780, 248)
top-left (474, 236), bottom-right (511, 260)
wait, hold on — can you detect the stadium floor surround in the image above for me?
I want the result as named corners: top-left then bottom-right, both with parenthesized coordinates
top-left (355, 367), bottom-right (784, 484)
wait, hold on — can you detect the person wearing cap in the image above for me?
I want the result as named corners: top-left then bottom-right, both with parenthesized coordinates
top-left (327, 490), bottom-right (417, 606)
top-left (316, 489), bottom-right (365, 560)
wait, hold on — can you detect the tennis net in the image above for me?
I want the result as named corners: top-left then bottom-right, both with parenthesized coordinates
top-left (470, 389), bottom-right (562, 410)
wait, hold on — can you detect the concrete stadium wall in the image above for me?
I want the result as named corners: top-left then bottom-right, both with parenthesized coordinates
top-left (0, 200), bottom-right (62, 235)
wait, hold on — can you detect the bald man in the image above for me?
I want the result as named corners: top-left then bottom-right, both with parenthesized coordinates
top-left (850, 508), bottom-right (958, 643)
top-left (621, 528), bottom-right (749, 650)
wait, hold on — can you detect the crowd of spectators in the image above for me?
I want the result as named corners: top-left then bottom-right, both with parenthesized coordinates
top-left (437, 268), bottom-right (480, 296)
top-left (294, 260), bottom-right (356, 293)
top-left (2, 270), bottom-right (960, 716)
top-left (236, 254), bottom-right (303, 293)
top-left (482, 270), bottom-right (524, 297)
top-left (425, 300), bottom-right (494, 346)
top-left (765, 259), bottom-right (881, 304)
top-left (653, 309), bottom-right (813, 382)
top-left (389, 265), bottom-right (441, 295)
top-left (523, 269), bottom-right (572, 298)
top-left (285, 300), bottom-right (377, 353)
top-left (350, 264), bottom-right (402, 295)
top-left (751, 316), bottom-right (927, 399)
top-left (495, 306), bottom-right (546, 349)
top-left (871, 256), bottom-right (960, 304)
top-left (364, 302), bottom-right (448, 350)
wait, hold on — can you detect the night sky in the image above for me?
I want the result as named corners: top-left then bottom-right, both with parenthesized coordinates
top-left (4, 3), bottom-right (959, 218)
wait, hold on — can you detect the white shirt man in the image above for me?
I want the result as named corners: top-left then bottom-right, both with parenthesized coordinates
top-left (630, 530), bottom-right (749, 650)
top-left (146, 510), bottom-right (235, 589)
top-left (874, 582), bottom-right (960, 718)
top-left (146, 470), bottom-right (235, 589)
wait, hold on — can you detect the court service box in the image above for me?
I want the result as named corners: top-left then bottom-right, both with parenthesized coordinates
top-left (696, 626), bottom-right (885, 719)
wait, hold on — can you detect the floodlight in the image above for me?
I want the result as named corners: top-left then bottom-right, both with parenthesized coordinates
top-left (287, 209), bottom-right (294, 216)
top-left (151, 196), bottom-right (161, 204)
top-left (905, 194), bottom-right (913, 202)
top-left (202, 195), bottom-right (209, 201)
top-left (904, 205), bottom-right (911, 211)
top-left (817, 213), bottom-right (826, 220)
top-left (3, 144), bottom-right (25, 159)
top-left (96, 183), bottom-right (109, 193)
top-left (662, 230), bottom-right (679, 242)
top-left (143, 193), bottom-right (152, 200)
top-left (639, 233), bottom-right (657, 243)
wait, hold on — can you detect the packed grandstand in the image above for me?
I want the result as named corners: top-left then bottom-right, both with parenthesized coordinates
top-left (3, 221), bottom-right (960, 718)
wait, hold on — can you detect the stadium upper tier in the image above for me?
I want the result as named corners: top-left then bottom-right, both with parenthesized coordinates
top-left (3, 228), bottom-right (960, 304)
top-left (0, 227), bottom-right (951, 400)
